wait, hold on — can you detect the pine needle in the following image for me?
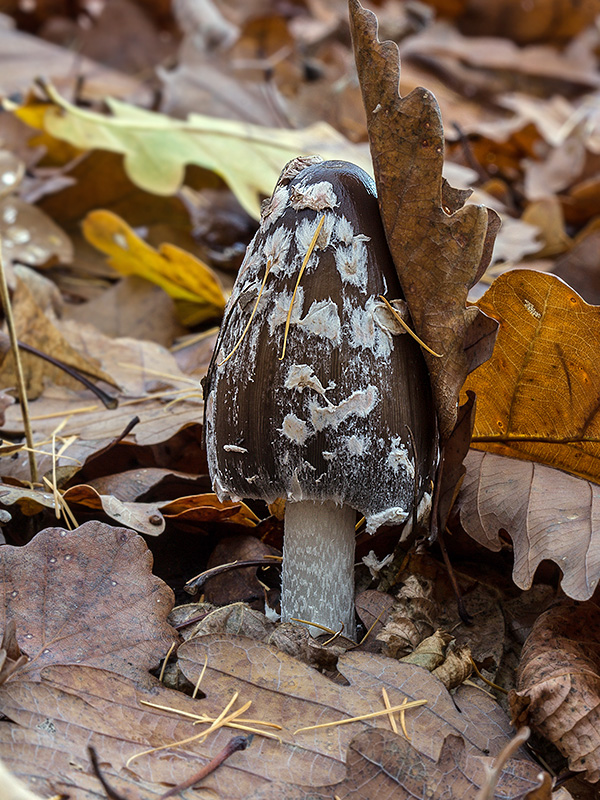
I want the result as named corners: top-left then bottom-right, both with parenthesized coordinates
top-left (279, 216), bottom-right (325, 360)
top-left (193, 655), bottom-right (208, 699)
top-left (294, 699), bottom-right (427, 734)
top-left (218, 259), bottom-right (272, 366)
top-left (469, 656), bottom-right (508, 694)
top-left (158, 642), bottom-right (176, 683)
top-left (378, 295), bottom-right (443, 357)
top-left (381, 687), bottom-right (398, 735)
top-left (290, 618), bottom-right (338, 635)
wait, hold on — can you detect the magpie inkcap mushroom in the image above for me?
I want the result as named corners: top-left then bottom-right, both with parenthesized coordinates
top-left (204, 157), bottom-right (437, 639)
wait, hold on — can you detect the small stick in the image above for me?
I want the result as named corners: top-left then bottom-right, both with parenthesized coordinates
top-left (158, 735), bottom-right (251, 800)
top-left (0, 239), bottom-right (37, 483)
top-left (185, 557), bottom-right (282, 593)
top-left (13, 339), bottom-right (117, 408)
top-left (475, 727), bottom-right (531, 800)
top-left (88, 747), bottom-right (128, 800)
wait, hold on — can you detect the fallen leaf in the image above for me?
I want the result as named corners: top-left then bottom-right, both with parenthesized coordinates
top-left (0, 633), bottom-right (517, 800)
top-left (350, 0), bottom-right (500, 440)
top-left (0, 758), bottom-right (43, 800)
top-left (459, 450), bottom-right (600, 600)
top-left (160, 494), bottom-right (259, 528)
top-left (178, 634), bottom-right (519, 770)
top-left (440, 0), bottom-right (600, 44)
top-left (510, 600), bottom-right (600, 782)
top-left (0, 273), bottom-right (116, 400)
top-left (32, 85), bottom-right (373, 219)
top-left (0, 25), bottom-right (146, 101)
top-left (0, 521), bottom-right (176, 682)
top-left (82, 210), bottom-right (227, 327)
top-left (465, 269), bottom-right (600, 484)
top-left (248, 729), bottom-right (552, 800)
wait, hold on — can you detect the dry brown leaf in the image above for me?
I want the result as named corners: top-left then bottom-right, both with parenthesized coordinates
top-left (428, 0), bottom-right (600, 44)
top-left (510, 600), bottom-right (600, 783)
top-left (160, 493), bottom-right (259, 528)
top-left (350, 0), bottom-right (500, 440)
top-left (0, 24), bottom-right (146, 101)
top-left (248, 729), bottom-right (552, 800)
top-left (400, 19), bottom-right (600, 89)
top-left (0, 521), bottom-right (176, 682)
top-left (459, 450), bottom-right (600, 600)
top-left (465, 270), bottom-right (600, 484)
top-left (178, 634), bottom-right (518, 772)
top-left (0, 274), bottom-right (116, 400)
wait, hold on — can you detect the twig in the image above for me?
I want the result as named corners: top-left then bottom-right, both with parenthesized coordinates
top-left (14, 339), bottom-right (118, 408)
top-left (0, 239), bottom-right (37, 483)
top-left (158, 735), bottom-right (251, 799)
top-left (185, 557), bottom-right (282, 593)
top-left (474, 727), bottom-right (531, 800)
top-left (88, 747), bottom-right (129, 800)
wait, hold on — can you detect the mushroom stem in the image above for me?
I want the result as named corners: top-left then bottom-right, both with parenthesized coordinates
top-left (281, 500), bottom-right (357, 640)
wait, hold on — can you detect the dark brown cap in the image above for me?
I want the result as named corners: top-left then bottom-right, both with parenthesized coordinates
top-left (204, 158), bottom-right (437, 532)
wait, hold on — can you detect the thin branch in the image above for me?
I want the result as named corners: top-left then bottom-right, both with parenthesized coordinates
top-left (0, 240), bottom-right (37, 482)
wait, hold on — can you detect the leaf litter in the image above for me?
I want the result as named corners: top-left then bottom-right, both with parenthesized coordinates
top-left (3, 0), bottom-right (600, 797)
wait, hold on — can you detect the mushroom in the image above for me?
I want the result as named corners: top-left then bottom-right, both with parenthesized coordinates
top-left (204, 157), bottom-right (437, 639)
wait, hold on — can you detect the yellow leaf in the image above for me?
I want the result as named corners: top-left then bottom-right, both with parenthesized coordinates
top-left (82, 210), bottom-right (226, 327)
top-left (22, 84), bottom-right (373, 219)
top-left (464, 269), bottom-right (600, 484)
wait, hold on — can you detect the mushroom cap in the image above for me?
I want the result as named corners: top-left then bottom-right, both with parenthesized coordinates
top-left (204, 159), bottom-right (437, 532)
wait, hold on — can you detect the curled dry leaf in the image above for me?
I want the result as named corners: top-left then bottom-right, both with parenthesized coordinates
top-left (0, 275), bottom-right (116, 400)
top-left (459, 450), bottom-right (600, 600)
top-left (465, 269), bottom-right (600, 485)
top-left (350, 0), bottom-right (500, 440)
top-left (82, 210), bottom-right (227, 327)
top-left (0, 521), bottom-right (176, 682)
top-left (510, 600), bottom-right (600, 783)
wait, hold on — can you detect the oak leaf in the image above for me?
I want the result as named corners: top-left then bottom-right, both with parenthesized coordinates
top-left (459, 450), bottom-right (600, 600)
top-left (0, 634), bottom-right (528, 799)
top-left (248, 729), bottom-right (553, 800)
top-left (0, 521), bottom-right (176, 681)
top-left (29, 84), bottom-right (373, 219)
top-left (510, 601), bottom-right (600, 783)
top-left (350, 0), bottom-right (500, 440)
top-left (82, 210), bottom-right (227, 327)
top-left (465, 269), bottom-right (600, 484)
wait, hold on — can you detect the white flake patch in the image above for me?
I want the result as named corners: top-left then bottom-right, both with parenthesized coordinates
top-left (298, 298), bottom-right (341, 343)
top-left (269, 287), bottom-right (304, 334)
top-left (373, 298), bottom-right (409, 336)
top-left (387, 437), bottom-right (415, 478)
top-left (349, 296), bottom-right (392, 359)
top-left (263, 226), bottom-right (293, 275)
top-left (344, 435), bottom-right (366, 456)
top-left (280, 413), bottom-right (311, 445)
top-left (322, 451), bottom-right (335, 461)
top-left (524, 299), bottom-right (542, 319)
top-left (223, 444), bottom-right (248, 453)
top-left (310, 385), bottom-right (379, 432)
top-left (365, 506), bottom-right (409, 534)
top-left (285, 364), bottom-right (330, 396)
top-left (290, 181), bottom-right (338, 211)
top-left (296, 216), bottom-right (323, 254)
top-left (335, 215), bottom-right (355, 245)
top-left (260, 186), bottom-right (289, 228)
top-left (334, 234), bottom-right (369, 290)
